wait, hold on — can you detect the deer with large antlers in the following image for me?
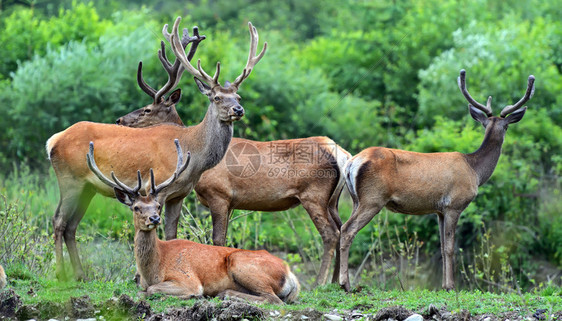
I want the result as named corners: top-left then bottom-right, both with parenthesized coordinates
top-left (118, 25), bottom-right (206, 127)
top-left (338, 70), bottom-right (535, 291)
top-left (87, 140), bottom-right (299, 303)
top-left (118, 82), bottom-right (350, 287)
top-left (46, 17), bottom-right (267, 280)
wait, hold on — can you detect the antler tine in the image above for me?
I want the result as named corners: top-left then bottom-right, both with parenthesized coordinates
top-left (137, 62), bottom-right (157, 98)
top-left (186, 27), bottom-right (206, 61)
top-left (153, 24), bottom-right (207, 103)
top-left (169, 17), bottom-right (219, 87)
top-left (151, 139), bottom-right (191, 195)
top-left (500, 75), bottom-right (535, 117)
top-left (232, 22), bottom-right (268, 89)
top-left (110, 171), bottom-right (142, 195)
top-left (86, 142), bottom-right (142, 195)
top-left (87, 142), bottom-right (118, 189)
top-left (457, 69), bottom-right (492, 116)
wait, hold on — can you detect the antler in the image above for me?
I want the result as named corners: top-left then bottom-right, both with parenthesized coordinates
top-left (168, 17), bottom-right (221, 88)
top-left (458, 69), bottom-right (493, 117)
top-left (137, 26), bottom-right (206, 103)
top-left (86, 142), bottom-right (143, 195)
top-left (87, 139), bottom-right (190, 197)
top-left (500, 75), bottom-right (535, 117)
top-left (150, 139), bottom-right (191, 195)
top-left (231, 22), bottom-right (268, 90)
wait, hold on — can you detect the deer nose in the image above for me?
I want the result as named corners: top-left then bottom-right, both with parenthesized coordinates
top-left (116, 118), bottom-right (122, 125)
top-left (233, 106), bottom-right (244, 116)
top-left (149, 215), bottom-right (160, 225)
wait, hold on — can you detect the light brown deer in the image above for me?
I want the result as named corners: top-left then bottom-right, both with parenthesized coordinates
top-left (338, 70), bottom-right (535, 291)
top-left (46, 17), bottom-right (267, 280)
top-left (118, 94), bottom-right (350, 286)
top-left (87, 140), bottom-right (299, 303)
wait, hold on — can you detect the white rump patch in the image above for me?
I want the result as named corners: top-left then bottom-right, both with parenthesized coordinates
top-left (345, 156), bottom-right (363, 199)
top-left (45, 132), bottom-right (62, 160)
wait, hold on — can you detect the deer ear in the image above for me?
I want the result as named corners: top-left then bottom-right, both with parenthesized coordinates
top-left (194, 77), bottom-right (211, 96)
top-left (166, 89), bottom-right (182, 105)
top-left (469, 105), bottom-right (489, 128)
top-left (505, 107), bottom-right (526, 124)
top-left (114, 188), bottom-right (134, 206)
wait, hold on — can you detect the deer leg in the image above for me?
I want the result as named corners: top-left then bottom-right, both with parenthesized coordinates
top-left (209, 200), bottom-right (232, 246)
top-left (226, 251), bottom-right (287, 304)
top-left (328, 197), bottom-right (343, 284)
top-left (300, 200), bottom-right (339, 286)
top-left (163, 197), bottom-right (184, 240)
top-left (437, 213), bottom-right (446, 288)
top-left (145, 280), bottom-right (203, 299)
top-left (63, 186), bottom-right (95, 281)
top-left (339, 202), bottom-right (384, 292)
top-left (218, 289), bottom-right (283, 304)
top-left (442, 210), bottom-right (461, 290)
top-left (52, 201), bottom-right (67, 280)
top-left (53, 186), bottom-right (93, 281)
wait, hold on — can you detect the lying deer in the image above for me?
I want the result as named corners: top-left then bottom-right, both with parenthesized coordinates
top-left (339, 70), bottom-right (535, 291)
top-left (46, 17), bottom-right (266, 280)
top-left (118, 89), bottom-right (350, 286)
top-left (87, 140), bottom-right (300, 304)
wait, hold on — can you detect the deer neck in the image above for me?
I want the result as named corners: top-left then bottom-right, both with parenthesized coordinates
top-left (134, 228), bottom-right (161, 285)
top-left (191, 103), bottom-right (233, 172)
top-left (167, 106), bottom-right (185, 126)
top-left (464, 126), bottom-right (505, 186)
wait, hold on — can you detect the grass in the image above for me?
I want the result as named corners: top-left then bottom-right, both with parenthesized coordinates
top-left (5, 277), bottom-right (562, 317)
top-left (1, 166), bottom-right (562, 319)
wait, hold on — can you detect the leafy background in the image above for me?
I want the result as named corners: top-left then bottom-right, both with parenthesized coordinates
top-left (0, 0), bottom-right (561, 291)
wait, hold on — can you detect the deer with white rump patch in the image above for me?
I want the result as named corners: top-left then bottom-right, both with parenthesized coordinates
top-left (339, 69), bottom-right (535, 291)
top-left (87, 140), bottom-right (299, 303)
top-left (46, 17), bottom-right (266, 280)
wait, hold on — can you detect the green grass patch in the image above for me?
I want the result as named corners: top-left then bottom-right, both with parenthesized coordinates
top-left (5, 278), bottom-right (562, 317)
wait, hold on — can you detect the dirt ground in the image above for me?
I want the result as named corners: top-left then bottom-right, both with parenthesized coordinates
top-left (1, 288), bottom-right (560, 321)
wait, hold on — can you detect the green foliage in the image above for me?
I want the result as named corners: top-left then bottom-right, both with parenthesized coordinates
top-left (0, 195), bottom-right (53, 277)
top-left (418, 17), bottom-right (562, 127)
top-left (0, 17), bottom-right (161, 168)
top-left (0, 2), bottom-right (111, 79)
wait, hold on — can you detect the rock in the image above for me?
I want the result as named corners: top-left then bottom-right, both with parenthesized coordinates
top-left (135, 300), bottom-right (151, 318)
top-left (375, 307), bottom-right (414, 321)
top-left (427, 304), bottom-right (440, 317)
top-left (324, 314), bottom-right (343, 321)
top-left (0, 288), bottom-right (22, 318)
top-left (66, 295), bottom-right (94, 319)
top-left (481, 317), bottom-right (491, 321)
top-left (404, 314), bottom-right (424, 321)
top-left (16, 305), bottom-right (39, 320)
top-left (301, 316), bottom-right (309, 320)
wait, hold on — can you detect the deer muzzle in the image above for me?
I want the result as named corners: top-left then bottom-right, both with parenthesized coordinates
top-left (229, 105), bottom-right (245, 121)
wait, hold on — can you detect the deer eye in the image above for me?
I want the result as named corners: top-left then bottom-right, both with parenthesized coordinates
top-left (133, 206), bottom-right (139, 212)
top-left (214, 96), bottom-right (221, 101)
top-left (145, 108), bottom-right (152, 113)
top-left (157, 205), bottom-right (161, 211)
